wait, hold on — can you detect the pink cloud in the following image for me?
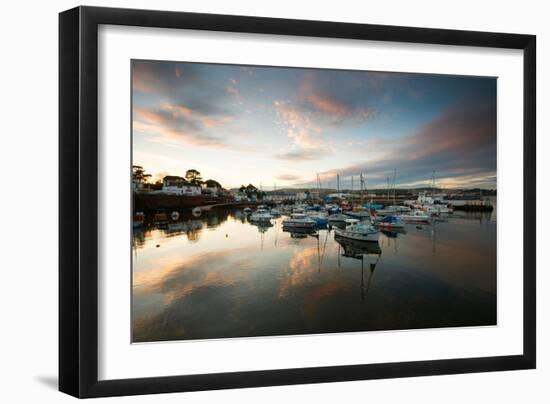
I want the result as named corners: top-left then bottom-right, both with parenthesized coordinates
top-left (132, 63), bottom-right (167, 94)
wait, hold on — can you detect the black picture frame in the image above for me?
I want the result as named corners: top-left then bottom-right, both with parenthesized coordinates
top-left (59, 6), bottom-right (536, 398)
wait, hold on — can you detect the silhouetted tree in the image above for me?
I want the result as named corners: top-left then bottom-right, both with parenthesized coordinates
top-left (185, 169), bottom-right (203, 185)
top-left (132, 165), bottom-right (151, 183)
top-left (204, 179), bottom-right (222, 188)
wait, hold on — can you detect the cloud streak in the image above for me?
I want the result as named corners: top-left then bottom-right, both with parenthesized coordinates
top-left (132, 59), bottom-right (497, 189)
top-left (305, 99), bottom-right (496, 189)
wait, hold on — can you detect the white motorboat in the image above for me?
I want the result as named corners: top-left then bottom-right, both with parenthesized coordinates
top-left (414, 191), bottom-right (453, 215)
top-left (243, 207), bottom-right (252, 214)
top-left (399, 210), bottom-right (431, 223)
top-left (386, 205), bottom-right (411, 213)
top-left (282, 213), bottom-right (316, 229)
top-left (250, 208), bottom-right (272, 222)
top-left (334, 222), bottom-right (379, 242)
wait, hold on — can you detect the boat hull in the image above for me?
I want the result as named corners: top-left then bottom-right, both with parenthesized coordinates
top-left (250, 215), bottom-right (272, 222)
top-left (376, 222), bottom-right (405, 229)
top-left (334, 228), bottom-right (379, 242)
top-left (399, 215), bottom-right (430, 223)
top-left (282, 221), bottom-right (316, 228)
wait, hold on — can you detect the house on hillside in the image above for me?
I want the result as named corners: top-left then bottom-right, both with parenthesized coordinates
top-left (161, 176), bottom-right (201, 196)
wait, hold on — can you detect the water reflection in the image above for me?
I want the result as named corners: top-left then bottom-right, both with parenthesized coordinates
top-left (132, 207), bottom-right (496, 342)
top-left (335, 236), bottom-right (382, 303)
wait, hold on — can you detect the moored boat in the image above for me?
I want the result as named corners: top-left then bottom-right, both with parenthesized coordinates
top-left (250, 208), bottom-right (272, 222)
top-left (363, 202), bottom-right (384, 210)
top-left (335, 236), bottom-right (382, 258)
top-left (387, 205), bottom-right (411, 213)
top-left (374, 215), bottom-right (405, 229)
top-left (344, 210), bottom-right (372, 220)
top-left (306, 211), bottom-right (329, 225)
top-left (327, 213), bottom-right (350, 224)
top-left (334, 222), bottom-right (379, 242)
top-left (270, 208), bottom-right (281, 217)
top-left (282, 213), bottom-right (317, 229)
top-left (399, 210), bottom-right (431, 223)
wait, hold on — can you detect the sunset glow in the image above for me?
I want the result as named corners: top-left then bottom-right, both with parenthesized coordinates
top-left (132, 60), bottom-right (496, 190)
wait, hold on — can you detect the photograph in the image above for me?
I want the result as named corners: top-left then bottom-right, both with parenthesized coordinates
top-left (130, 59), bottom-right (497, 343)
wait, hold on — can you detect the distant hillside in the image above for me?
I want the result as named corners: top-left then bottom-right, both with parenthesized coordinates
top-left (265, 187), bottom-right (496, 195)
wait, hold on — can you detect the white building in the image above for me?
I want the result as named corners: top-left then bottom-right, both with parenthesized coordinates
top-left (162, 176), bottom-right (202, 196)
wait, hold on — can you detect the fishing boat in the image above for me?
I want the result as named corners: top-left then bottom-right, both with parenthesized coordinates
top-left (282, 213), bottom-right (316, 229)
top-left (334, 222), bottom-right (379, 242)
top-left (250, 208), bottom-right (272, 223)
top-left (399, 210), bottom-right (431, 223)
top-left (373, 215), bottom-right (405, 229)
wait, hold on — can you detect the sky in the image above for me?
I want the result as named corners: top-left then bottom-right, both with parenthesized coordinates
top-left (132, 60), bottom-right (497, 190)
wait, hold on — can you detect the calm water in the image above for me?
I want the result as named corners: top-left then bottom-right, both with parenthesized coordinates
top-left (132, 205), bottom-right (496, 342)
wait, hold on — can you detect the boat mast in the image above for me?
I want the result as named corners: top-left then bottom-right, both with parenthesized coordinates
top-left (316, 173), bottom-right (321, 200)
top-left (360, 173), bottom-right (364, 204)
top-left (393, 168), bottom-right (397, 205)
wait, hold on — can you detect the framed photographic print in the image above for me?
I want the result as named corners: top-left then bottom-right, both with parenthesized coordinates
top-left (59, 6), bottom-right (536, 398)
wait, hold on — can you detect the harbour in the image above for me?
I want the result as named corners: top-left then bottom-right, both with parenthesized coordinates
top-left (132, 197), bottom-right (496, 342)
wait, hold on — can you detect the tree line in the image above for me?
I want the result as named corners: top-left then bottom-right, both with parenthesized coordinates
top-left (132, 165), bottom-right (222, 189)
